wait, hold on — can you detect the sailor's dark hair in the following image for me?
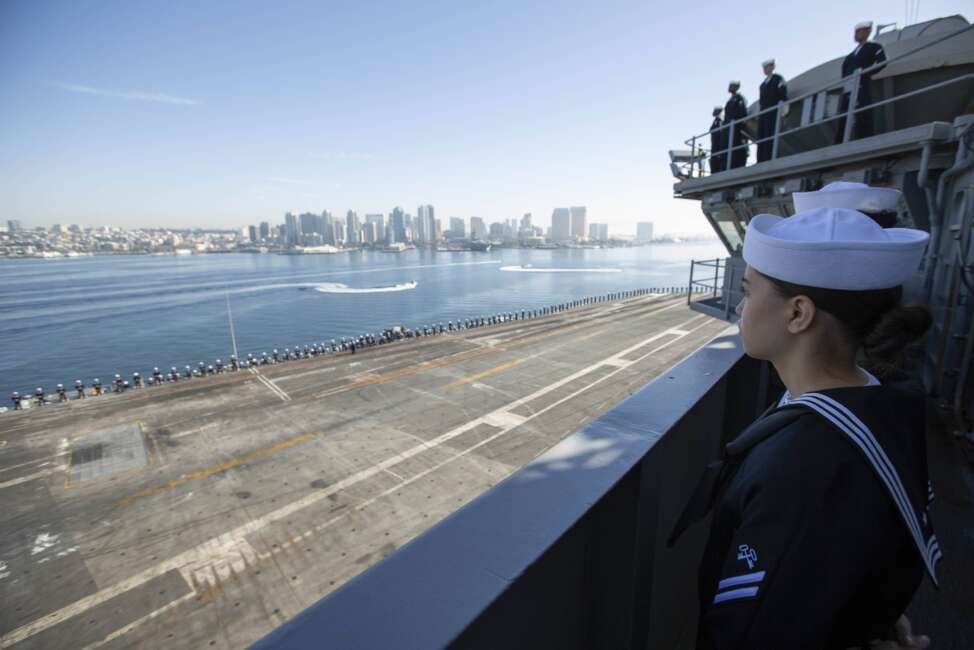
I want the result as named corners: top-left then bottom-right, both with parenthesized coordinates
top-left (763, 275), bottom-right (932, 377)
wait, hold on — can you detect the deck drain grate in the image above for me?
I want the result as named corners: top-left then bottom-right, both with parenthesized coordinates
top-left (68, 423), bottom-right (148, 485)
top-left (71, 443), bottom-right (105, 465)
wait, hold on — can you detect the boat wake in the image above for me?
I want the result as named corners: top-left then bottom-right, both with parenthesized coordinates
top-left (500, 265), bottom-right (622, 273)
top-left (313, 281), bottom-right (417, 294)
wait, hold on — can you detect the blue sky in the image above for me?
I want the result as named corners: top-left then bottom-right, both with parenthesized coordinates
top-left (0, 0), bottom-right (967, 236)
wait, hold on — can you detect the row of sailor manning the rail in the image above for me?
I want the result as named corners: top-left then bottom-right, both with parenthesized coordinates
top-left (669, 182), bottom-right (937, 647)
top-left (708, 20), bottom-right (886, 173)
top-left (6, 286), bottom-right (701, 411)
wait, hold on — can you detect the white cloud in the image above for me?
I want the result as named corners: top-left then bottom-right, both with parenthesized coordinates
top-left (50, 81), bottom-right (198, 106)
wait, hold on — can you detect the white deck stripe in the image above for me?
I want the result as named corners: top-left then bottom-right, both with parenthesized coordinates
top-left (249, 369), bottom-right (291, 402)
top-left (0, 469), bottom-right (50, 489)
top-left (0, 310), bottom-right (717, 649)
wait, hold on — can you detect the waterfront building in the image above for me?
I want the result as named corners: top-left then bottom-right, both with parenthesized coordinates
top-left (449, 217), bottom-right (465, 239)
top-left (361, 221), bottom-right (376, 244)
top-left (521, 213), bottom-right (532, 229)
top-left (636, 222), bottom-right (654, 242)
top-left (417, 205), bottom-right (435, 243)
top-left (551, 208), bottom-right (571, 241)
top-left (470, 217), bottom-right (487, 240)
top-left (248, 225), bottom-right (258, 243)
top-left (389, 207), bottom-right (407, 243)
top-left (284, 212), bottom-right (299, 245)
top-left (570, 206), bottom-right (587, 240)
top-left (589, 223), bottom-right (608, 241)
top-left (346, 210), bottom-right (361, 245)
top-left (259, 221), bottom-right (270, 241)
top-left (7, 220), bottom-right (23, 233)
top-left (365, 214), bottom-right (386, 243)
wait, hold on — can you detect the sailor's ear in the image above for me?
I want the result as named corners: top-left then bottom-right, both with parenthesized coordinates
top-left (786, 294), bottom-right (816, 334)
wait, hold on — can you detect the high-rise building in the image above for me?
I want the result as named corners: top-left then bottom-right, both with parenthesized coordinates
top-left (489, 222), bottom-right (505, 239)
top-left (588, 223), bottom-right (608, 240)
top-left (248, 225), bottom-right (258, 243)
top-left (570, 206), bottom-right (587, 239)
top-left (470, 217), bottom-right (487, 240)
top-left (346, 210), bottom-right (361, 245)
top-left (365, 214), bottom-right (386, 243)
top-left (299, 212), bottom-right (318, 236)
top-left (416, 206), bottom-right (429, 243)
top-left (259, 222), bottom-right (270, 241)
top-left (284, 212), bottom-right (299, 245)
top-left (7, 220), bottom-right (23, 233)
top-left (416, 204), bottom-right (436, 243)
top-left (332, 220), bottom-right (346, 244)
top-left (361, 221), bottom-right (376, 244)
top-left (449, 217), bottom-right (465, 239)
top-left (521, 213), bottom-right (532, 229)
top-left (551, 208), bottom-right (571, 241)
top-left (321, 211), bottom-right (335, 245)
top-left (389, 207), bottom-right (407, 243)
top-left (636, 222), bottom-right (654, 242)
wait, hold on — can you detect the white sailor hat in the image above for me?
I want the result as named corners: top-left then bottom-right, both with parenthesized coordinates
top-left (729, 79), bottom-right (741, 86)
top-left (793, 181), bottom-right (900, 213)
top-left (743, 207), bottom-right (929, 290)
top-left (762, 58), bottom-right (775, 66)
top-left (855, 20), bottom-right (873, 30)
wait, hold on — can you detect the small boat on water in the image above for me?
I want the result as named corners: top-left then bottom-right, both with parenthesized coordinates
top-left (306, 280), bottom-right (418, 294)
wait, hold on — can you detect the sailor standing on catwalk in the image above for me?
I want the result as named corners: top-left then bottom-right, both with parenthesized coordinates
top-left (836, 20), bottom-right (887, 142)
top-left (709, 106), bottom-right (727, 173)
top-left (723, 81), bottom-right (749, 169)
top-left (670, 203), bottom-right (938, 648)
top-left (757, 58), bottom-right (787, 162)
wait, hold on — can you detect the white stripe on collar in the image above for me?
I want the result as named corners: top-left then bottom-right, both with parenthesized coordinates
top-left (787, 392), bottom-right (939, 585)
top-left (778, 368), bottom-right (879, 406)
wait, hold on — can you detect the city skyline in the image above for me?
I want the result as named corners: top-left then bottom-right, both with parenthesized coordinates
top-left (1, 1), bottom-right (966, 234)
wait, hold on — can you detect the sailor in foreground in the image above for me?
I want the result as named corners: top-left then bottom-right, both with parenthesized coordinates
top-left (794, 181), bottom-right (901, 228)
top-left (757, 58), bottom-right (787, 162)
top-left (670, 207), bottom-right (937, 648)
top-left (836, 20), bottom-right (887, 142)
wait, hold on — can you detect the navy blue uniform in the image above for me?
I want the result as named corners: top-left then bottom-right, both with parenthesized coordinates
top-left (677, 383), bottom-right (939, 648)
top-left (836, 41), bottom-right (886, 141)
top-left (757, 74), bottom-right (787, 162)
top-left (710, 115), bottom-right (727, 173)
top-left (723, 93), bottom-right (749, 169)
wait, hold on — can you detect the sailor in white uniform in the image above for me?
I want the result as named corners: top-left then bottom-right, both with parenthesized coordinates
top-left (670, 207), bottom-right (937, 648)
top-left (794, 181), bottom-right (901, 228)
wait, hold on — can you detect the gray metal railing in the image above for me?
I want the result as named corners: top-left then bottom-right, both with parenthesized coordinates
top-left (684, 24), bottom-right (974, 177)
top-left (687, 258), bottom-right (742, 322)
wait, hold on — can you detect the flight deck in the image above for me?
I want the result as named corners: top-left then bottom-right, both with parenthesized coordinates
top-left (0, 293), bottom-right (726, 649)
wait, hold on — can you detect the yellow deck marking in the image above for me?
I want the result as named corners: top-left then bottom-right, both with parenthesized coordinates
top-left (442, 358), bottom-right (527, 390)
top-left (118, 431), bottom-right (321, 506)
top-left (577, 329), bottom-right (606, 342)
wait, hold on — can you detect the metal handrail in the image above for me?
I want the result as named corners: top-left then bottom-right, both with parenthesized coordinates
top-left (683, 23), bottom-right (974, 175)
top-left (688, 258), bottom-right (724, 300)
top-left (719, 72), bottom-right (972, 159)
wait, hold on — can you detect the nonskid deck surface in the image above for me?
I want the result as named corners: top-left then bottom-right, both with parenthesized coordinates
top-left (0, 295), bottom-right (727, 649)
